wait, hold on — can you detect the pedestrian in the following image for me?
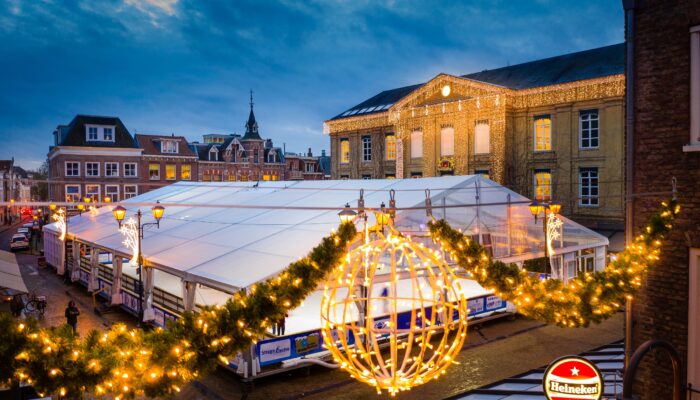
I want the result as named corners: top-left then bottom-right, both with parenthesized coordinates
top-left (10, 295), bottom-right (23, 317)
top-left (65, 300), bottom-right (80, 334)
top-left (277, 313), bottom-right (288, 336)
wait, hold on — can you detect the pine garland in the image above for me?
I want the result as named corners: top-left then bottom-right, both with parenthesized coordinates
top-left (429, 200), bottom-right (680, 328)
top-left (0, 222), bottom-right (357, 399)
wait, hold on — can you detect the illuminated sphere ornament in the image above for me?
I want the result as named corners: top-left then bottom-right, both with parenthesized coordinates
top-left (320, 230), bottom-right (468, 395)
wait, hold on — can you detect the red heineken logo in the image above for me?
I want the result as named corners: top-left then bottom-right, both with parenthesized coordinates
top-left (543, 356), bottom-right (603, 400)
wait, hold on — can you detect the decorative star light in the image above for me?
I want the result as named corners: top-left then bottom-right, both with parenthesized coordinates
top-left (546, 212), bottom-right (564, 259)
top-left (52, 209), bottom-right (66, 241)
top-left (119, 217), bottom-right (139, 266)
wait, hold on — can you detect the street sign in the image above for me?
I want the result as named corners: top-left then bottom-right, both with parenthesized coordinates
top-left (543, 356), bottom-right (603, 400)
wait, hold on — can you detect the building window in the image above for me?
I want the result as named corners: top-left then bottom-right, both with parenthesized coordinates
top-left (385, 133), bottom-right (396, 161)
top-left (385, 174), bottom-right (396, 179)
top-left (534, 169), bottom-right (552, 202)
top-left (149, 164), bottom-right (160, 180)
top-left (690, 26), bottom-right (700, 150)
top-left (65, 185), bottom-right (80, 202)
top-left (475, 169), bottom-right (490, 179)
top-left (440, 126), bottom-right (454, 156)
top-left (124, 163), bottom-right (137, 177)
top-left (362, 174), bottom-right (372, 180)
top-left (87, 127), bottom-right (98, 141)
top-left (340, 175), bottom-right (349, 180)
top-left (579, 110), bottom-right (599, 149)
top-left (305, 163), bottom-right (314, 173)
top-left (340, 139), bottom-right (350, 164)
top-left (362, 136), bottom-right (372, 162)
top-left (181, 164), bottom-right (191, 180)
top-left (534, 116), bottom-right (552, 152)
top-left (161, 140), bottom-right (178, 154)
top-left (105, 162), bottom-right (119, 177)
top-left (165, 164), bottom-right (176, 180)
top-left (253, 149), bottom-right (259, 164)
top-left (105, 185), bottom-right (119, 202)
top-left (86, 162), bottom-right (99, 177)
top-left (103, 127), bottom-right (113, 141)
top-left (579, 167), bottom-right (599, 206)
top-left (474, 121), bottom-right (490, 154)
top-left (65, 162), bottom-right (80, 177)
top-left (411, 171), bottom-right (423, 178)
top-left (212, 173), bottom-right (222, 181)
top-left (410, 130), bottom-right (423, 159)
top-left (124, 185), bottom-right (137, 199)
top-left (209, 148), bottom-right (218, 161)
top-left (228, 173), bottom-right (236, 181)
top-left (85, 184), bottom-right (100, 202)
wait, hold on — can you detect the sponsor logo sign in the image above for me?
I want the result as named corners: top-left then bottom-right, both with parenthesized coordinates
top-left (295, 333), bottom-right (320, 355)
top-left (259, 339), bottom-right (292, 363)
top-left (543, 356), bottom-right (603, 400)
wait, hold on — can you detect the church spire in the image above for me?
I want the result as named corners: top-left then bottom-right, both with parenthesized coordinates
top-left (243, 89), bottom-right (262, 140)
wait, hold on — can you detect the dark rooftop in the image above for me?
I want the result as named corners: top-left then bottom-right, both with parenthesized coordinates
top-left (54, 115), bottom-right (138, 148)
top-left (331, 43), bottom-right (624, 120)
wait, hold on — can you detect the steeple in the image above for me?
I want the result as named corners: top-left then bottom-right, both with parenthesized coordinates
top-left (243, 89), bottom-right (262, 140)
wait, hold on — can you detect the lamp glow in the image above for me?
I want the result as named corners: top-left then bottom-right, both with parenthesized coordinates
top-left (338, 203), bottom-right (357, 224)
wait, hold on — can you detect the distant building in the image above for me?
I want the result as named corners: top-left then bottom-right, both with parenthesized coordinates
top-left (284, 148), bottom-right (326, 180)
top-left (48, 115), bottom-right (143, 203)
top-left (135, 134), bottom-right (199, 193)
top-left (193, 94), bottom-right (285, 181)
top-left (326, 44), bottom-right (625, 233)
top-left (12, 166), bottom-right (32, 202)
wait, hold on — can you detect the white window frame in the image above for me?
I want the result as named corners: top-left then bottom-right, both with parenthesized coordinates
top-left (165, 164), bottom-right (176, 181)
top-left (305, 162), bottom-right (314, 173)
top-left (362, 136), bottom-right (372, 162)
top-left (209, 147), bottom-right (218, 161)
top-left (123, 185), bottom-right (138, 199)
top-left (149, 164), bottom-right (160, 180)
top-left (85, 124), bottom-right (116, 142)
top-left (85, 162), bottom-right (100, 177)
top-left (103, 127), bottom-right (113, 141)
top-left (579, 110), bottom-right (600, 149)
top-left (85, 184), bottom-right (100, 202)
top-left (161, 140), bottom-right (179, 154)
top-left (534, 169), bottom-right (552, 202)
top-left (474, 121), bottom-right (490, 154)
top-left (579, 167), bottom-right (599, 207)
top-left (65, 185), bottom-right (81, 202)
top-left (385, 133), bottom-right (396, 161)
top-left (105, 185), bottom-right (119, 202)
top-left (87, 126), bottom-right (98, 141)
top-left (688, 248), bottom-right (700, 388)
top-left (440, 126), bottom-right (454, 157)
top-left (687, 26), bottom-right (700, 151)
top-left (410, 130), bottom-right (423, 159)
top-left (105, 162), bottom-right (119, 177)
top-left (534, 115), bottom-right (552, 152)
top-left (65, 161), bottom-right (80, 177)
top-left (340, 139), bottom-right (350, 164)
top-left (123, 162), bottom-right (138, 178)
top-left (181, 164), bottom-right (191, 180)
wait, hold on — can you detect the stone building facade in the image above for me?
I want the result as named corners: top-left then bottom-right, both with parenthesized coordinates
top-left (625, 0), bottom-right (700, 398)
top-left (326, 45), bottom-right (625, 230)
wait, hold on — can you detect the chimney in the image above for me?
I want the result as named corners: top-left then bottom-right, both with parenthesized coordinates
top-left (321, 149), bottom-right (326, 157)
top-left (308, 148), bottom-right (312, 157)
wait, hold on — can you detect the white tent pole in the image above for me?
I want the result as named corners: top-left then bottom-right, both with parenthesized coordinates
top-left (70, 241), bottom-right (80, 282)
top-left (88, 246), bottom-right (99, 292)
top-left (142, 266), bottom-right (155, 322)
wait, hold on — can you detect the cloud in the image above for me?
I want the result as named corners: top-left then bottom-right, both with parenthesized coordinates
top-left (124, 0), bottom-right (179, 16)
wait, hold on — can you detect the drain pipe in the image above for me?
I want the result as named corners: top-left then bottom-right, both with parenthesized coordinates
top-left (622, 0), bottom-right (638, 370)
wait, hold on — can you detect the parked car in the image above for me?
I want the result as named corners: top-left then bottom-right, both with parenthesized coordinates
top-left (10, 234), bottom-right (29, 251)
top-left (17, 227), bottom-right (30, 239)
top-left (22, 222), bottom-right (33, 228)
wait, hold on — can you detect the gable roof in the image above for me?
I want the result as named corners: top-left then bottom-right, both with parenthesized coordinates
top-left (55, 115), bottom-right (138, 148)
top-left (331, 43), bottom-right (624, 120)
top-left (0, 160), bottom-right (13, 172)
top-left (135, 134), bottom-right (197, 157)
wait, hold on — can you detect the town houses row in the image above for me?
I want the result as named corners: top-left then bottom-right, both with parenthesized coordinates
top-left (48, 100), bottom-right (330, 203)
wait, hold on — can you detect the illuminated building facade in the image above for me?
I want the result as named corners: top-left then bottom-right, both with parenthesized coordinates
top-left (326, 44), bottom-right (625, 230)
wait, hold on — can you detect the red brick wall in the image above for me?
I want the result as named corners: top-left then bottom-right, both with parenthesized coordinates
top-left (631, 1), bottom-right (700, 398)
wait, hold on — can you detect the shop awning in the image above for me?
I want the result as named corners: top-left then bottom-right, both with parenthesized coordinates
top-left (0, 250), bottom-right (28, 294)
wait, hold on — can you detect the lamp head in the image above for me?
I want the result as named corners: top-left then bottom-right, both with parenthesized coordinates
top-left (549, 203), bottom-right (562, 214)
top-left (103, 196), bottom-right (111, 203)
top-left (151, 201), bottom-right (165, 222)
top-left (76, 203), bottom-right (85, 212)
top-left (338, 203), bottom-right (357, 224)
top-left (83, 197), bottom-right (91, 203)
top-left (49, 204), bottom-right (57, 211)
top-left (528, 201), bottom-right (541, 217)
top-left (113, 205), bottom-right (127, 224)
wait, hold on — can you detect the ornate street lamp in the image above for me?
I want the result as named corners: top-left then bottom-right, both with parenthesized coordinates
top-left (529, 200), bottom-right (562, 276)
top-left (112, 201), bottom-right (166, 325)
top-left (338, 203), bottom-right (357, 224)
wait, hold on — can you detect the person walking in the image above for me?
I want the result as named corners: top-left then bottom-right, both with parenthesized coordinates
top-left (65, 301), bottom-right (80, 334)
top-left (277, 313), bottom-right (288, 336)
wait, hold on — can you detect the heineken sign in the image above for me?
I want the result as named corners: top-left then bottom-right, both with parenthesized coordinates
top-left (543, 356), bottom-right (603, 400)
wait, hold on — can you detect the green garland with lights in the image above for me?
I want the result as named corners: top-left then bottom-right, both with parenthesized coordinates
top-left (428, 200), bottom-right (680, 328)
top-left (0, 222), bottom-right (357, 399)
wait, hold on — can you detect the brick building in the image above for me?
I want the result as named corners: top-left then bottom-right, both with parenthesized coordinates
top-left (625, 0), bottom-right (700, 398)
top-left (135, 134), bottom-right (198, 189)
top-left (284, 148), bottom-right (327, 180)
top-left (48, 115), bottom-right (143, 203)
top-left (326, 45), bottom-right (626, 233)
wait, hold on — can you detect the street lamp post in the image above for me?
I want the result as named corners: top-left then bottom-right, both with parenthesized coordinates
top-left (528, 201), bottom-right (561, 276)
top-left (112, 202), bottom-right (165, 325)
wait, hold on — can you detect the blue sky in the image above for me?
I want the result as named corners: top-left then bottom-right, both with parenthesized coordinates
top-left (0, 0), bottom-right (623, 170)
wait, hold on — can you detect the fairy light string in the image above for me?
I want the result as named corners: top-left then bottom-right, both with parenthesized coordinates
top-left (428, 200), bottom-right (680, 327)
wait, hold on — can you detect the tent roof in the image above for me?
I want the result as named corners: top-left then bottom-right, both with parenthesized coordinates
top-left (45, 176), bottom-right (608, 293)
top-left (0, 250), bottom-right (28, 294)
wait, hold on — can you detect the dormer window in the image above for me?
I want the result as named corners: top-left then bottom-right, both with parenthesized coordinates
top-left (161, 140), bottom-right (178, 154)
top-left (209, 147), bottom-right (218, 161)
top-left (85, 125), bottom-right (116, 142)
top-left (267, 152), bottom-right (276, 163)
